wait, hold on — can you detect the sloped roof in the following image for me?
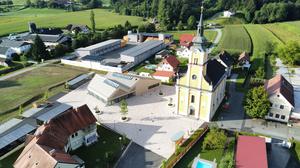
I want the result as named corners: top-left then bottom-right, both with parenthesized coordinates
top-left (0, 40), bottom-right (29, 48)
top-left (152, 71), bottom-right (174, 77)
top-left (264, 74), bottom-right (294, 106)
top-left (218, 51), bottom-right (234, 67)
top-left (14, 104), bottom-right (96, 168)
top-left (179, 34), bottom-right (194, 45)
top-left (23, 34), bottom-right (70, 43)
top-left (0, 46), bottom-right (8, 55)
top-left (205, 59), bottom-right (226, 88)
top-left (163, 55), bottom-right (180, 69)
top-left (238, 51), bottom-right (250, 62)
top-left (236, 136), bottom-right (268, 168)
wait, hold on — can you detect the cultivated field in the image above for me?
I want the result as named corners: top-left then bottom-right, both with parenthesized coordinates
top-left (244, 24), bottom-right (282, 70)
top-left (264, 21), bottom-right (300, 44)
top-left (0, 8), bottom-right (143, 36)
top-left (216, 25), bottom-right (252, 54)
top-left (0, 64), bottom-right (86, 117)
top-left (166, 30), bottom-right (218, 43)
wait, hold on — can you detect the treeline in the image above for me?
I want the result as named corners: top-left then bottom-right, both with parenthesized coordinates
top-left (24, 0), bottom-right (102, 11)
top-left (0, 0), bottom-right (13, 5)
top-left (111, 0), bottom-right (300, 30)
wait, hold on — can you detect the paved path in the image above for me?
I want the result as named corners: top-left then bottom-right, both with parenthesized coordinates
top-left (207, 28), bottom-right (222, 53)
top-left (115, 142), bottom-right (164, 168)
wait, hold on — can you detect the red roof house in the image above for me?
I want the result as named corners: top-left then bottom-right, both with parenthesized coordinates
top-left (236, 136), bottom-right (268, 168)
top-left (156, 55), bottom-right (180, 72)
top-left (179, 34), bottom-right (194, 48)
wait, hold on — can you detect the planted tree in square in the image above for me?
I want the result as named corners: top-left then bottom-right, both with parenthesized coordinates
top-left (120, 99), bottom-right (128, 120)
top-left (244, 86), bottom-right (270, 118)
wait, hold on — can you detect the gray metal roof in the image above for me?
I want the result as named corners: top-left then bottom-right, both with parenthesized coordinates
top-left (81, 39), bottom-right (121, 51)
top-left (22, 107), bottom-right (45, 118)
top-left (0, 118), bottom-right (22, 134)
top-left (0, 39), bottom-right (28, 48)
top-left (0, 123), bottom-right (36, 150)
top-left (121, 40), bottom-right (164, 57)
top-left (37, 104), bottom-right (72, 122)
top-left (66, 72), bottom-right (94, 86)
top-left (0, 46), bottom-right (8, 55)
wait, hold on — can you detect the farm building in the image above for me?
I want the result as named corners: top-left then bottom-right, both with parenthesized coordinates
top-left (75, 39), bottom-right (121, 58)
top-left (14, 104), bottom-right (97, 168)
top-left (121, 40), bottom-right (165, 64)
top-left (264, 75), bottom-right (294, 123)
top-left (66, 24), bottom-right (90, 34)
top-left (23, 34), bottom-right (71, 48)
top-left (0, 40), bottom-right (31, 59)
top-left (0, 118), bottom-right (36, 157)
top-left (87, 72), bottom-right (160, 105)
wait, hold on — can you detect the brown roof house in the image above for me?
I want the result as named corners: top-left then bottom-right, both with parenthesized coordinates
top-left (264, 75), bottom-right (294, 123)
top-left (14, 104), bottom-right (98, 168)
top-left (238, 51), bottom-right (251, 69)
top-left (153, 55), bottom-right (180, 83)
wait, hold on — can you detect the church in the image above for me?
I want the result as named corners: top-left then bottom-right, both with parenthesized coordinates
top-left (175, 6), bottom-right (227, 122)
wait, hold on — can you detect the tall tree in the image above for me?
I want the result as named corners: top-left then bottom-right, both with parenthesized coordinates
top-left (187, 15), bottom-right (196, 30)
top-left (90, 10), bottom-right (96, 33)
top-left (157, 0), bottom-right (171, 30)
top-left (244, 86), bottom-right (270, 119)
top-left (31, 35), bottom-right (48, 62)
top-left (150, 0), bottom-right (158, 17)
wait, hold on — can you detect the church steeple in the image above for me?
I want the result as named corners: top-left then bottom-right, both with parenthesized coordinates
top-left (193, 2), bottom-right (206, 48)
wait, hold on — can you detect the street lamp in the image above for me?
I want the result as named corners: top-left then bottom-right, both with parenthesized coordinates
top-left (119, 137), bottom-right (122, 150)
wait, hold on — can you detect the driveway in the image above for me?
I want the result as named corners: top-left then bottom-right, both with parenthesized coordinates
top-left (57, 84), bottom-right (204, 158)
top-left (207, 28), bottom-right (222, 53)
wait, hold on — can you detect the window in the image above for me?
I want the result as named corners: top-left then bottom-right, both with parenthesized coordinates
top-left (191, 95), bottom-right (195, 103)
top-left (194, 58), bottom-right (198, 64)
top-left (75, 132), bottom-right (78, 136)
top-left (281, 115), bottom-right (286, 120)
top-left (280, 105), bottom-right (284, 109)
top-left (192, 75), bottom-right (197, 80)
top-left (275, 114), bottom-right (280, 118)
top-left (269, 113), bottom-right (273, 117)
top-left (71, 134), bottom-right (74, 138)
top-left (270, 103), bottom-right (273, 107)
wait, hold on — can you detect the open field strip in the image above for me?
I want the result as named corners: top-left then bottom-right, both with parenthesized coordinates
top-left (244, 24), bottom-right (282, 70)
top-left (216, 25), bottom-right (252, 54)
top-left (263, 22), bottom-right (300, 44)
top-left (0, 8), bottom-right (143, 36)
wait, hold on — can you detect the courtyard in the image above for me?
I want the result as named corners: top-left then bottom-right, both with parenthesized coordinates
top-left (57, 84), bottom-right (204, 158)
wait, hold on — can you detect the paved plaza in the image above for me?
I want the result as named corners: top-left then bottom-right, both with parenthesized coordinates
top-left (57, 84), bottom-right (204, 158)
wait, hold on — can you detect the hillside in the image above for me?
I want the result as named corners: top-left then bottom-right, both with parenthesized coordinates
top-left (0, 8), bottom-right (143, 36)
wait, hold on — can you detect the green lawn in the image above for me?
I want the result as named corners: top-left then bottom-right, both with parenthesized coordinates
top-left (71, 125), bottom-right (129, 168)
top-left (292, 140), bottom-right (300, 162)
top-left (263, 22), bottom-right (300, 44)
top-left (244, 24), bottom-right (282, 70)
top-left (0, 64), bottom-right (86, 118)
top-left (165, 30), bottom-right (218, 43)
top-left (216, 25), bottom-right (252, 54)
top-left (0, 8), bottom-right (143, 36)
top-left (206, 16), bottom-right (246, 25)
top-left (0, 148), bottom-right (23, 168)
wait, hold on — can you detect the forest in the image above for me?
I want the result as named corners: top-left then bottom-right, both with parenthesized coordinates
top-left (110, 0), bottom-right (300, 30)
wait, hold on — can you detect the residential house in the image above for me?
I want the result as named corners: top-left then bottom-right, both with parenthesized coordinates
top-left (153, 55), bottom-right (180, 83)
top-left (123, 32), bottom-right (173, 44)
top-left (216, 51), bottom-right (235, 77)
top-left (0, 40), bottom-right (31, 59)
top-left (176, 7), bottom-right (227, 122)
top-left (179, 34), bottom-right (194, 49)
top-left (14, 104), bottom-right (98, 168)
top-left (236, 136), bottom-right (268, 168)
top-left (176, 47), bottom-right (192, 58)
top-left (66, 24), bottom-right (90, 34)
top-left (238, 51), bottom-right (251, 69)
top-left (223, 11), bottom-right (235, 18)
top-left (23, 34), bottom-right (71, 48)
top-left (264, 75), bottom-right (294, 123)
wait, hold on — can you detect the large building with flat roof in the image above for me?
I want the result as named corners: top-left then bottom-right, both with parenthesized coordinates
top-left (75, 39), bottom-right (121, 58)
top-left (87, 72), bottom-right (160, 105)
top-left (120, 40), bottom-right (165, 64)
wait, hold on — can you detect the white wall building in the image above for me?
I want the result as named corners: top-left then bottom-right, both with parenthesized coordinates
top-left (176, 47), bottom-right (192, 58)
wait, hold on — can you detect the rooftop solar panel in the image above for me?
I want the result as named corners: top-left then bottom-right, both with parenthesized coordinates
top-left (0, 118), bottom-right (22, 134)
top-left (37, 104), bottom-right (72, 122)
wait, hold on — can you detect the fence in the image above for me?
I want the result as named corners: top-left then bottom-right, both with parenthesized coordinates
top-left (166, 124), bottom-right (209, 168)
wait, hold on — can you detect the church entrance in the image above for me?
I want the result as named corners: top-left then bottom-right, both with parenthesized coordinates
top-left (189, 106), bottom-right (195, 116)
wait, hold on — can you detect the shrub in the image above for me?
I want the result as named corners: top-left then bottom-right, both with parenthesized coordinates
top-left (202, 128), bottom-right (227, 150)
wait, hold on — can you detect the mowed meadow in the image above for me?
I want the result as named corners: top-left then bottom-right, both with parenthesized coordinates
top-left (0, 8), bottom-right (143, 36)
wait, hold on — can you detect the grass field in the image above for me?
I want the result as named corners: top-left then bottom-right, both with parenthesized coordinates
top-left (0, 8), bottom-right (143, 36)
top-left (0, 64), bottom-right (86, 115)
top-left (264, 21), bottom-right (300, 44)
top-left (216, 25), bottom-right (252, 54)
top-left (244, 24), bottom-right (282, 70)
top-left (166, 30), bottom-right (218, 43)
top-left (0, 148), bottom-right (23, 168)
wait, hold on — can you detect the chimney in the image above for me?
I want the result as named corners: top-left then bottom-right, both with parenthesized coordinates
top-left (49, 149), bottom-right (56, 157)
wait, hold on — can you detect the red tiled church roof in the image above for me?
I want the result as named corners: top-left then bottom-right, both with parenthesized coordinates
top-left (264, 74), bottom-right (294, 106)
